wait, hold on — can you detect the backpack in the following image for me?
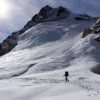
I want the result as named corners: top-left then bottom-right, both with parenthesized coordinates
top-left (65, 71), bottom-right (69, 76)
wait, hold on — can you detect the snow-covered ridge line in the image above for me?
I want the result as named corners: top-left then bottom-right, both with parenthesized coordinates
top-left (12, 5), bottom-right (71, 36)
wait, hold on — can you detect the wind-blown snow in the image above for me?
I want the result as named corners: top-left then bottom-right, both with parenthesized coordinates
top-left (0, 13), bottom-right (100, 100)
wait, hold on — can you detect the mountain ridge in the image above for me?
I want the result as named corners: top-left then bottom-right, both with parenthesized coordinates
top-left (0, 5), bottom-right (98, 56)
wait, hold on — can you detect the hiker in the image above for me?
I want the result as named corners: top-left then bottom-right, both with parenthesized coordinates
top-left (64, 71), bottom-right (69, 82)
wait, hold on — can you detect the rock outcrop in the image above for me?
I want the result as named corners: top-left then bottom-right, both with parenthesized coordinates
top-left (91, 65), bottom-right (100, 74)
top-left (95, 36), bottom-right (100, 42)
top-left (0, 36), bottom-right (18, 56)
top-left (82, 17), bottom-right (100, 43)
top-left (92, 17), bottom-right (100, 34)
top-left (82, 28), bottom-right (91, 38)
top-left (74, 17), bottom-right (91, 21)
top-left (91, 17), bottom-right (100, 42)
top-left (74, 14), bottom-right (98, 21)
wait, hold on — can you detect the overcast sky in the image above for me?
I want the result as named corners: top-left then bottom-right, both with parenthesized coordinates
top-left (0, 0), bottom-right (100, 42)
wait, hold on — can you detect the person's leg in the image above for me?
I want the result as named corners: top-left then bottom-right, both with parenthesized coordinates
top-left (65, 76), bottom-right (67, 82)
top-left (65, 76), bottom-right (69, 82)
top-left (67, 78), bottom-right (69, 82)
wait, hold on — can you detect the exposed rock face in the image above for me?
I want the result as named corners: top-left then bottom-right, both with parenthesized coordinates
top-left (82, 17), bottom-right (100, 43)
top-left (91, 65), bottom-right (100, 74)
top-left (74, 17), bottom-right (91, 21)
top-left (95, 36), bottom-right (100, 42)
top-left (0, 42), bottom-right (9, 56)
top-left (39, 5), bottom-right (53, 18)
top-left (0, 35), bottom-right (18, 56)
top-left (57, 6), bottom-right (66, 16)
top-left (90, 17), bottom-right (100, 42)
top-left (92, 17), bottom-right (100, 34)
top-left (82, 28), bottom-right (91, 38)
top-left (74, 14), bottom-right (98, 21)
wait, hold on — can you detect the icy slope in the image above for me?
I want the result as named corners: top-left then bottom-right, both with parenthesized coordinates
top-left (0, 8), bottom-right (100, 100)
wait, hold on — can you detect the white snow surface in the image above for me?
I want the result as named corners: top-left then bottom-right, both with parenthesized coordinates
top-left (0, 14), bottom-right (100, 100)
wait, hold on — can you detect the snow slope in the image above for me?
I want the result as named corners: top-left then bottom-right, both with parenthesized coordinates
top-left (0, 9), bottom-right (100, 100)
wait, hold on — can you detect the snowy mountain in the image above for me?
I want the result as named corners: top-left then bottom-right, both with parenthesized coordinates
top-left (0, 5), bottom-right (98, 56)
top-left (0, 6), bottom-right (100, 100)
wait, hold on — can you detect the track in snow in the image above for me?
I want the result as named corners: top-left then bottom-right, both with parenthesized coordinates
top-left (69, 77), bottom-right (100, 92)
top-left (13, 77), bottom-right (100, 92)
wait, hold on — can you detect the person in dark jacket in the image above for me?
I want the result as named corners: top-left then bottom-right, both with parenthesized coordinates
top-left (64, 71), bottom-right (69, 82)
